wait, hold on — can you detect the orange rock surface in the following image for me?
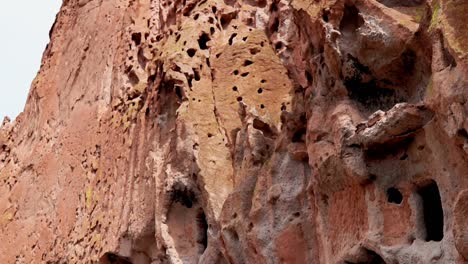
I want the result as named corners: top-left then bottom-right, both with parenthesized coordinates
top-left (0, 0), bottom-right (467, 263)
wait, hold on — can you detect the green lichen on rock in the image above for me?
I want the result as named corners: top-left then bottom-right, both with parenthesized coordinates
top-left (0, 210), bottom-right (14, 226)
top-left (121, 97), bottom-right (143, 130)
top-left (85, 187), bottom-right (93, 209)
top-left (411, 6), bottom-right (426, 24)
top-left (430, 2), bottom-right (441, 30)
top-left (425, 77), bottom-right (434, 98)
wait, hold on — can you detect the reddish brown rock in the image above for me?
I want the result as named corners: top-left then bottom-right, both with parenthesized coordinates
top-left (0, 0), bottom-right (467, 263)
top-left (454, 190), bottom-right (468, 261)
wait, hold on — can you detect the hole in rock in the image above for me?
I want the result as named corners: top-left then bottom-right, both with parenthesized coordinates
top-left (344, 55), bottom-right (401, 112)
top-left (253, 118), bottom-right (276, 138)
top-left (458, 129), bottom-right (468, 140)
top-left (128, 71), bottom-right (140, 86)
top-left (345, 248), bottom-right (386, 264)
top-left (292, 128), bottom-right (306, 143)
top-left (322, 10), bottom-right (329, 22)
top-left (400, 153), bottom-right (408, 160)
top-left (137, 48), bottom-right (147, 69)
top-left (167, 186), bottom-right (209, 262)
top-left (196, 211), bottom-right (209, 249)
top-left (187, 48), bottom-right (197, 57)
top-left (248, 222), bottom-right (254, 232)
top-left (270, 2), bottom-right (278, 12)
top-left (275, 42), bottom-right (283, 50)
top-left (305, 70), bottom-right (313, 84)
top-left (270, 17), bottom-right (280, 33)
top-left (387, 187), bottom-right (403, 204)
top-left (193, 68), bottom-right (201, 81)
top-left (401, 49), bottom-right (416, 75)
top-left (353, 249), bottom-right (386, 264)
top-left (257, 88), bottom-right (263, 94)
top-left (417, 180), bottom-right (444, 241)
top-left (131, 32), bottom-right (142, 46)
top-left (250, 48), bottom-right (261, 55)
top-left (244, 60), bottom-right (253, 66)
top-left (229, 33), bottom-right (237, 45)
top-left (100, 252), bottom-right (132, 264)
top-left (365, 137), bottom-right (414, 160)
top-left (198, 33), bottom-right (210, 50)
top-left (175, 86), bottom-right (184, 100)
top-left (171, 185), bottom-right (197, 208)
top-left (340, 5), bottom-right (364, 33)
top-left (186, 74), bottom-right (193, 88)
top-left (220, 14), bottom-right (234, 29)
top-left (224, 228), bottom-right (239, 242)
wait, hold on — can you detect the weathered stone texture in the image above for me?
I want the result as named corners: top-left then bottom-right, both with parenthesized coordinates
top-left (0, 0), bottom-right (467, 263)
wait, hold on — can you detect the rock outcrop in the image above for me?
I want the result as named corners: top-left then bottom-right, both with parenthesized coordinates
top-left (0, 0), bottom-right (467, 263)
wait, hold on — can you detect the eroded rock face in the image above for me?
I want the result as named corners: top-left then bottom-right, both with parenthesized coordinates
top-left (0, 0), bottom-right (467, 263)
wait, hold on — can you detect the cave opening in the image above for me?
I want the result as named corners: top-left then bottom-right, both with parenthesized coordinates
top-left (418, 180), bottom-right (444, 242)
top-left (99, 252), bottom-right (133, 264)
top-left (345, 248), bottom-right (386, 264)
top-left (253, 118), bottom-right (276, 138)
top-left (387, 187), bottom-right (403, 204)
top-left (196, 210), bottom-right (209, 252)
top-left (171, 186), bottom-right (197, 208)
top-left (167, 184), bottom-right (208, 263)
top-left (343, 55), bottom-right (401, 112)
top-left (362, 249), bottom-right (385, 264)
top-left (292, 127), bottom-right (307, 143)
top-left (340, 4), bottom-right (364, 33)
top-left (198, 33), bottom-right (210, 50)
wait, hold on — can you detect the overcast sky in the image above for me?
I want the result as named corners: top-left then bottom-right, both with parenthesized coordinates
top-left (0, 1), bottom-right (62, 121)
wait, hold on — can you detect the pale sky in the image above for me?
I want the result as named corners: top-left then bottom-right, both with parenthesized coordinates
top-left (0, 1), bottom-right (62, 121)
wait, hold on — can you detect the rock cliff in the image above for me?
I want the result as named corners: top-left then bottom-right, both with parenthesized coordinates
top-left (0, 0), bottom-right (467, 263)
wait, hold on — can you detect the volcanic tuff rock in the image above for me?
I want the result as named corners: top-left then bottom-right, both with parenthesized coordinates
top-left (0, 0), bottom-right (467, 263)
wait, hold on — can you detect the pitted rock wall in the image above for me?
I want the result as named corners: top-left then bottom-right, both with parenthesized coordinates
top-left (0, 0), bottom-right (467, 263)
